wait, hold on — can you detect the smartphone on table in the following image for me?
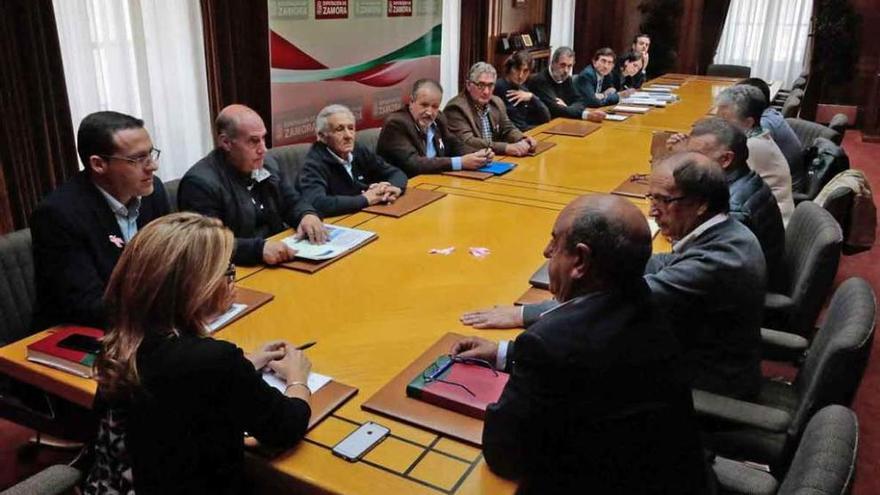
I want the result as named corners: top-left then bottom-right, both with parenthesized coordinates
top-left (331, 421), bottom-right (390, 462)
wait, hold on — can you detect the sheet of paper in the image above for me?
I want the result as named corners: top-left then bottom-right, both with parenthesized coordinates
top-left (263, 371), bottom-right (332, 394)
top-left (605, 114), bottom-right (629, 121)
top-left (282, 225), bottom-right (375, 261)
top-left (631, 92), bottom-right (677, 102)
top-left (613, 105), bottom-right (650, 114)
top-left (647, 84), bottom-right (680, 89)
top-left (642, 86), bottom-right (673, 92)
top-left (207, 303), bottom-right (247, 333)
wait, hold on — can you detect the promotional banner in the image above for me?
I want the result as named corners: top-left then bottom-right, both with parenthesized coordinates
top-left (268, 0), bottom-right (442, 146)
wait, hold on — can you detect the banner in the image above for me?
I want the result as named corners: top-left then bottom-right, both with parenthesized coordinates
top-left (268, 0), bottom-right (442, 146)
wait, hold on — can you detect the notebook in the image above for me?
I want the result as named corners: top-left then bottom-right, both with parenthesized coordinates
top-left (406, 355), bottom-right (509, 420)
top-left (478, 161), bottom-right (516, 175)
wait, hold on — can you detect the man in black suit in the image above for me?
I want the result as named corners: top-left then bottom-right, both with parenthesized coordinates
top-left (574, 47), bottom-right (620, 108)
top-left (298, 104), bottom-right (408, 217)
top-left (451, 194), bottom-right (709, 493)
top-left (178, 104), bottom-right (326, 266)
top-left (527, 46), bottom-right (606, 121)
top-left (31, 111), bottom-right (170, 330)
top-left (376, 79), bottom-right (492, 177)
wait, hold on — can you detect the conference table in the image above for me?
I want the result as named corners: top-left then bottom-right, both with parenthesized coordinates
top-left (0, 75), bottom-right (749, 494)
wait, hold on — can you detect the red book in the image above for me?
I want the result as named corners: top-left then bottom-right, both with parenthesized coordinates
top-left (406, 355), bottom-right (509, 419)
top-left (26, 326), bottom-right (104, 378)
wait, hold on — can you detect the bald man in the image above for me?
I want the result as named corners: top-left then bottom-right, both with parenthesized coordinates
top-left (452, 194), bottom-right (708, 493)
top-left (462, 153), bottom-right (766, 399)
top-left (179, 104), bottom-right (326, 266)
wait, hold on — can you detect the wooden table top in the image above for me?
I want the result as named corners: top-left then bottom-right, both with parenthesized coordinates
top-left (0, 74), bottom-right (728, 494)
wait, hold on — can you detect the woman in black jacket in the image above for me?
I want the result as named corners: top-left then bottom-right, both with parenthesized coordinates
top-left (613, 50), bottom-right (646, 94)
top-left (84, 212), bottom-right (312, 494)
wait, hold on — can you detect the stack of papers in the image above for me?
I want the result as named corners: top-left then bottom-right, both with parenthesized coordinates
top-left (642, 86), bottom-right (673, 93)
top-left (647, 84), bottom-right (680, 90)
top-left (283, 225), bottom-right (375, 261)
top-left (605, 114), bottom-right (629, 121)
top-left (621, 97), bottom-right (668, 107)
top-left (263, 371), bottom-right (332, 394)
top-left (208, 303), bottom-right (247, 332)
top-left (632, 92), bottom-right (678, 102)
top-left (613, 105), bottom-right (650, 114)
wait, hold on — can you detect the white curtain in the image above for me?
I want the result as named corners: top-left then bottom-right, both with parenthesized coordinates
top-left (713, 0), bottom-right (813, 86)
top-left (440, 0), bottom-right (461, 106)
top-left (53, 0), bottom-right (212, 181)
top-left (550, 0), bottom-right (575, 52)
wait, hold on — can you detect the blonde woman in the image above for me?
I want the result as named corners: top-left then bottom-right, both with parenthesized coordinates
top-left (84, 212), bottom-right (311, 494)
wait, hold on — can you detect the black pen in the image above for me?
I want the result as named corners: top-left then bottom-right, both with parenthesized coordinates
top-left (296, 341), bottom-right (317, 351)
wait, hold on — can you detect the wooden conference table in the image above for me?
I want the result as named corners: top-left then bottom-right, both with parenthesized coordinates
top-left (0, 75), bottom-right (747, 494)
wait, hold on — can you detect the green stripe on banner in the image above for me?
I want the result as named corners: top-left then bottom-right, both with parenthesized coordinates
top-left (271, 24), bottom-right (441, 83)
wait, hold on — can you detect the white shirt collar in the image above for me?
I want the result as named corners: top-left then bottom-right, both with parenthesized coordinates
top-left (672, 213), bottom-right (728, 252)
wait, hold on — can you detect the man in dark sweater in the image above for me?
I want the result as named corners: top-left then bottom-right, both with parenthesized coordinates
top-left (178, 104), bottom-right (326, 266)
top-left (527, 46), bottom-right (606, 121)
top-left (298, 104), bottom-right (408, 217)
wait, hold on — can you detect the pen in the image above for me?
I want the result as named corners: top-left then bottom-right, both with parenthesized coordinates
top-left (296, 341), bottom-right (317, 351)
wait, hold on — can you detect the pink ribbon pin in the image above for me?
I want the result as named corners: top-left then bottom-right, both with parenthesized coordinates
top-left (108, 235), bottom-right (124, 248)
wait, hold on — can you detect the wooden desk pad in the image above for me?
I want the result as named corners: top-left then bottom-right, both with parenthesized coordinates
top-left (309, 380), bottom-right (358, 430)
top-left (213, 287), bottom-right (275, 333)
top-left (514, 287), bottom-right (553, 306)
top-left (611, 174), bottom-right (650, 199)
top-left (543, 120), bottom-right (601, 137)
top-left (498, 140), bottom-right (557, 158)
top-left (361, 332), bottom-right (486, 446)
top-left (279, 234), bottom-right (378, 273)
top-left (362, 188), bottom-right (446, 218)
top-left (442, 170), bottom-right (494, 181)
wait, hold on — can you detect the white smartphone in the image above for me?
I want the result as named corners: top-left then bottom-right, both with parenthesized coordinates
top-left (331, 421), bottom-right (390, 462)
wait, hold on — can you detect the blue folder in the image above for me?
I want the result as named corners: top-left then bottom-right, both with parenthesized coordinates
top-left (478, 161), bottom-right (516, 175)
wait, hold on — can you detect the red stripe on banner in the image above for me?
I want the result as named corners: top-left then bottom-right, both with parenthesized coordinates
top-left (333, 60), bottom-right (417, 87)
top-left (270, 31), bottom-right (327, 70)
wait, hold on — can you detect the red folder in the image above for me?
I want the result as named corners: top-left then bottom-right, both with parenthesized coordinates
top-left (26, 326), bottom-right (104, 378)
top-left (406, 355), bottom-right (509, 419)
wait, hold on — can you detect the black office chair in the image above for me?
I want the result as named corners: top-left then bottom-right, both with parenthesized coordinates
top-left (828, 113), bottom-right (849, 141)
top-left (0, 229), bottom-right (94, 444)
top-left (712, 405), bottom-right (858, 495)
top-left (355, 127), bottom-right (382, 154)
top-left (772, 76), bottom-right (808, 106)
top-left (707, 64), bottom-right (751, 78)
top-left (763, 202), bottom-right (842, 337)
top-left (781, 95), bottom-right (801, 118)
top-left (786, 118), bottom-right (841, 150)
top-left (798, 138), bottom-right (850, 201)
top-left (163, 178), bottom-right (181, 212)
top-left (267, 143), bottom-right (312, 189)
top-left (696, 277), bottom-right (875, 472)
top-left (1, 464), bottom-right (82, 495)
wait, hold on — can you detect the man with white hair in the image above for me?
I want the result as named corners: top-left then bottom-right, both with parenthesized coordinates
top-left (714, 85), bottom-right (794, 225)
top-left (297, 104), bottom-right (408, 217)
top-left (443, 61), bottom-right (538, 157)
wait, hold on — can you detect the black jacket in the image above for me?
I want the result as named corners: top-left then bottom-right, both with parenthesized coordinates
top-left (30, 171), bottom-right (169, 331)
top-left (574, 65), bottom-right (620, 107)
top-left (484, 281), bottom-right (710, 494)
top-left (727, 165), bottom-right (787, 291)
top-left (527, 69), bottom-right (588, 119)
top-left (104, 333), bottom-right (310, 494)
top-left (178, 149), bottom-right (316, 266)
top-left (493, 78), bottom-right (551, 132)
top-left (297, 141), bottom-right (407, 217)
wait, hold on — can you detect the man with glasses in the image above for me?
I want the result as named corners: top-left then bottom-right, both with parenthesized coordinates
top-left (462, 153), bottom-right (766, 399)
top-left (451, 194), bottom-right (709, 493)
top-left (528, 46), bottom-right (606, 121)
top-left (179, 104), bottom-right (327, 266)
top-left (31, 110), bottom-right (170, 330)
top-left (443, 62), bottom-right (537, 157)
